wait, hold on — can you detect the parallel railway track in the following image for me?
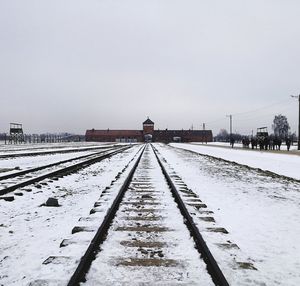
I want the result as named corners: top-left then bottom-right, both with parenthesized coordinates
top-left (0, 145), bottom-right (131, 197)
top-left (0, 146), bottom-right (117, 181)
top-left (0, 144), bottom-right (120, 159)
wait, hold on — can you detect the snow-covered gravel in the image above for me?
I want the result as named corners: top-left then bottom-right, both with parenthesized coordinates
top-left (156, 143), bottom-right (300, 286)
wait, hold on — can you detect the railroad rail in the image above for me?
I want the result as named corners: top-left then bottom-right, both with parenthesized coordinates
top-left (0, 145), bottom-right (132, 196)
top-left (0, 144), bottom-right (121, 159)
top-left (0, 145), bottom-right (117, 181)
top-left (66, 144), bottom-right (229, 285)
top-left (0, 144), bottom-right (104, 153)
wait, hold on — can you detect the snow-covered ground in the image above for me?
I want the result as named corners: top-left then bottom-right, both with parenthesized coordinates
top-left (171, 143), bottom-right (300, 180)
top-left (0, 145), bottom-right (141, 285)
top-left (1, 142), bottom-right (299, 285)
top-left (205, 141), bottom-right (298, 151)
top-left (0, 142), bottom-right (118, 157)
top-left (0, 143), bottom-right (119, 181)
top-left (0, 141), bottom-right (104, 151)
top-left (156, 143), bottom-right (300, 285)
top-left (0, 150), bottom-right (106, 175)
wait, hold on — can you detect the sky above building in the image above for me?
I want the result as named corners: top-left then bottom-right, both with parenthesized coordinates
top-left (0, 0), bottom-right (299, 135)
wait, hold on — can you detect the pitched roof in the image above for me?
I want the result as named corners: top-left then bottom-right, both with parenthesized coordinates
top-left (143, 118), bottom-right (154, 125)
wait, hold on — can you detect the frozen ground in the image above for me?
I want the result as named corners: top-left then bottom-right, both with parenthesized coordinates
top-left (156, 143), bottom-right (300, 285)
top-left (171, 143), bottom-right (300, 180)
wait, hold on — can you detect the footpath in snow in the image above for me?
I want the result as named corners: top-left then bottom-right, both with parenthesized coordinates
top-left (170, 143), bottom-right (300, 180)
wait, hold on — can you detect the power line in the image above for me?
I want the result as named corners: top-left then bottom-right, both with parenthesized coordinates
top-left (205, 98), bottom-right (293, 128)
top-left (232, 98), bottom-right (291, 117)
top-left (235, 105), bottom-right (295, 122)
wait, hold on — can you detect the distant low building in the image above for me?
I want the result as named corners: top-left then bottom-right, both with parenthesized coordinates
top-left (85, 118), bottom-right (213, 143)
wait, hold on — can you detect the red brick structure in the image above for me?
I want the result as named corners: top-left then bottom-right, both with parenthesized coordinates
top-left (85, 118), bottom-right (213, 143)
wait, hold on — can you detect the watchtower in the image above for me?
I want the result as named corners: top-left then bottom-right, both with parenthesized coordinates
top-left (9, 123), bottom-right (24, 144)
top-left (143, 117), bottom-right (154, 142)
top-left (143, 118), bottom-right (154, 134)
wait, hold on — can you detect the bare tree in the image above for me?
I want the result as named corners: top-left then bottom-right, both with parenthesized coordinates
top-left (272, 114), bottom-right (290, 139)
top-left (215, 129), bottom-right (229, 142)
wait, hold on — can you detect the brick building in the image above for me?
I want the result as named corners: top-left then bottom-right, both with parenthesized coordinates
top-left (85, 118), bottom-right (213, 143)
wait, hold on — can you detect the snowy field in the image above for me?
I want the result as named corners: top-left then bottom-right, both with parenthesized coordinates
top-left (206, 141), bottom-right (298, 151)
top-left (171, 143), bottom-right (300, 180)
top-left (0, 142), bottom-right (299, 285)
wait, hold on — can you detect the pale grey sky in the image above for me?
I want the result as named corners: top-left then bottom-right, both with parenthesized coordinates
top-left (0, 0), bottom-right (299, 135)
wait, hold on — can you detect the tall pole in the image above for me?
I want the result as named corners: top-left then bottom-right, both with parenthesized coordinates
top-left (291, 95), bottom-right (300, 150)
top-left (226, 114), bottom-right (233, 146)
top-left (298, 95), bottom-right (300, 150)
top-left (230, 115), bottom-right (232, 138)
top-left (226, 115), bottom-right (232, 138)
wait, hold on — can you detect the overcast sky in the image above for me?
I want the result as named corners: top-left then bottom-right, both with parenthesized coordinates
top-left (0, 0), bottom-right (299, 135)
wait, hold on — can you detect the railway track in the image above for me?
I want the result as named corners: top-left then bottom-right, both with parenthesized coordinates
top-left (0, 145), bottom-right (117, 181)
top-left (61, 144), bottom-right (229, 285)
top-left (0, 143), bottom-right (104, 153)
top-left (0, 145), bottom-right (131, 197)
top-left (0, 144), bottom-right (120, 159)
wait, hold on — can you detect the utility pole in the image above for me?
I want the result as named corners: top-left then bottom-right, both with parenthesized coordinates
top-left (291, 95), bottom-right (300, 150)
top-left (203, 123), bottom-right (206, 130)
top-left (226, 115), bottom-right (233, 141)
